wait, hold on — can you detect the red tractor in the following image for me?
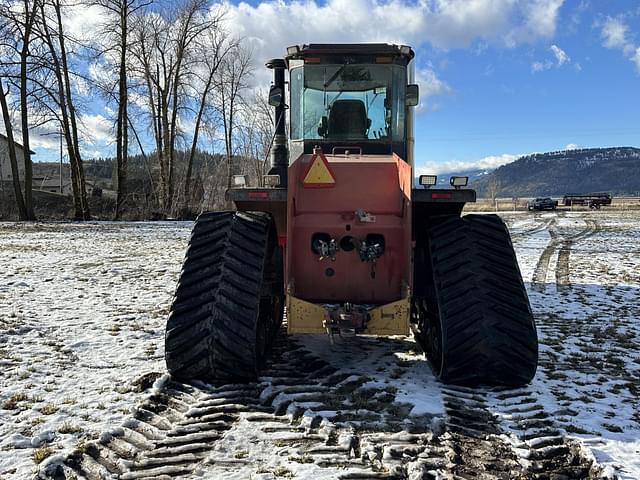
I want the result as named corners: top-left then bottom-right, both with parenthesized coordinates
top-left (165, 44), bottom-right (538, 386)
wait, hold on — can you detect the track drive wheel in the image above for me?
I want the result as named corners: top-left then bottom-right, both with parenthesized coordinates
top-left (414, 214), bottom-right (538, 386)
top-left (165, 211), bottom-right (284, 383)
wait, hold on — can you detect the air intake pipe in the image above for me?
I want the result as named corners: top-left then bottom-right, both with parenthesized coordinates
top-left (266, 58), bottom-right (288, 187)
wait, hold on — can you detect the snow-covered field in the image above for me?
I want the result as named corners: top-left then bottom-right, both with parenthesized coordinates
top-left (0, 222), bottom-right (190, 479)
top-left (0, 211), bottom-right (639, 479)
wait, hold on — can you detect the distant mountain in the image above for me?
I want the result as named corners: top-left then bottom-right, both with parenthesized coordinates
top-left (470, 147), bottom-right (640, 197)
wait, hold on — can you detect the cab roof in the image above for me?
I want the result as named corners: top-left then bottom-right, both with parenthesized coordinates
top-left (285, 43), bottom-right (415, 62)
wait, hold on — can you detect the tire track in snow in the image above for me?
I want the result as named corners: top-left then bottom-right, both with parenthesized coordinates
top-left (511, 216), bottom-right (556, 239)
top-left (220, 336), bottom-right (441, 479)
top-left (531, 220), bottom-right (559, 289)
top-left (51, 380), bottom-right (255, 479)
top-left (41, 330), bottom-right (603, 480)
top-left (439, 386), bottom-right (523, 479)
top-left (489, 387), bottom-right (599, 479)
top-left (532, 215), bottom-right (600, 290)
top-left (555, 218), bottom-right (600, 288)
top-left (42, 334), bottom-right (440, 479)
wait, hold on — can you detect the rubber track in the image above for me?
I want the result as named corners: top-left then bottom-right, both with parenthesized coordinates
top-left (427, 214), bottom-right (538, 386)
top-left (165, 211), bottom-right (275, 383)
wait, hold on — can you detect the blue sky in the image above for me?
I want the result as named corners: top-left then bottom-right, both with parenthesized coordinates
top-left (411, 1), bottom-right (640, 172)
top-left (31, 0), bottom-right (640, 174)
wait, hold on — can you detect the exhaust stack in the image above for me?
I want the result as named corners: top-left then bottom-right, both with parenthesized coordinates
top-left (266, 58), bottom-right (288, 187)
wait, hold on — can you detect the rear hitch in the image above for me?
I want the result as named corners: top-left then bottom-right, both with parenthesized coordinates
top-left (323, 303), bottom-right (368, 342)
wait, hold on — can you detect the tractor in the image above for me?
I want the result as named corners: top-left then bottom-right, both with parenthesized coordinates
top-left (165, 44), bottom-right (538, 387)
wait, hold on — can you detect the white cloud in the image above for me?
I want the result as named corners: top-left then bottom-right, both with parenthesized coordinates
top-left (532, 60), bottom-right (553, 72)
top-left (601, 17), bottom-right (630, 52)
top-left (416, 153), bottom-right (520, 175)
top-left (550, 44), bottom-right (569, 65)
top-left (521, 0), bottom-right (565, 39)
top-left (601, 16), bottom-right (640, 72)
top-left (532, 44), bottom-right (570, 72)
top-left (29, 131), bottom-right (62, 151)
top-left (62, 3), bottom-right (104, 42)
top-left (414, 67), bottom-right (452, 111)
top-left (417, 68), bottom-right (452, 97)
top-left (634, 47), bottom-right (640, 70)
top-left (217, 0), bottom-right (565, 79)
top-left (79, 114), bottom-right (113, 145)
top-left (565, 143), bottom-right (581, 150)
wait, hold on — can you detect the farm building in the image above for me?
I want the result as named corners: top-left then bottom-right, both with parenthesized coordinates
top-left (0, 132), bottom-right (33, 185)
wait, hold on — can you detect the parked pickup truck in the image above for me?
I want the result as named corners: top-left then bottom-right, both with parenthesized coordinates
top-left (527, 197), bottom-right (558, 211)
top-left (563, 193), bottom-right (612, 209)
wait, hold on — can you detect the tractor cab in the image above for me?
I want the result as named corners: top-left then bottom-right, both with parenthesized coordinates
top-left (275, 44), bottom-right (418, 166)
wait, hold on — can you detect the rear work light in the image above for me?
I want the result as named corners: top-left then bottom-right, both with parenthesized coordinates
top-left (263, 175), bottom-right (281, 187)
top-left (419, 175), bottom-right (437, 188)
top-left (233, 175), bottom-right (247, 187)
top-left (450, 176), bottom-right (468, 189)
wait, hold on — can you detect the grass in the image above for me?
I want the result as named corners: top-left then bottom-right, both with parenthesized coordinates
top-left (59, 422), bottom-right (82, 434)
top-left (273, 466), bottom-right (295, 477)
top-left (32, 446), bottom-right (54, 464)
top-left (2, 393), bottom-right (28, 410)
top-left (39, 404), bottom-right (59, 415)
top-left (74, 440), bottom-right (89, 454)
top-left (288, 455), bottom-right (314, 464)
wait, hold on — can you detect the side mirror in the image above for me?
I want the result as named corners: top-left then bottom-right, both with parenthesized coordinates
top-left (268, 86), bottom-right (283, 107)
top-left (406, 84), bottom-right (419, 107)
top-left (318, 116), bottom-right (328, 137)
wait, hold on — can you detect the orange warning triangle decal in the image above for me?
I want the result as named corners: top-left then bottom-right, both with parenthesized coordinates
top-left (302, 151), bottom-right (336, 188)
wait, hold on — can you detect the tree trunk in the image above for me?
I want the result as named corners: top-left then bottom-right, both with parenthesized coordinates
top-left (184, 70), bottom-right (214, 211)
top-left (114, 3), bottom-right (128, 220)
top-left (19, 0), bottom-right (37, 220)
top-left (56, 2), bottom-right (90, 220)
top-left (0, 80), bottom-right (28, 220)
top-left (161, 90), bottom-right (171, 212)
top-left (40, 0), bottom-right (83, 219)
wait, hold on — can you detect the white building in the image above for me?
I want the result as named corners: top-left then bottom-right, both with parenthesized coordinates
top-left (0, 133), bottom-right (33, 184)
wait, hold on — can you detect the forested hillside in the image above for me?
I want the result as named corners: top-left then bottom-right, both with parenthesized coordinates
top-left (472, 147), bottom-right (640, 197)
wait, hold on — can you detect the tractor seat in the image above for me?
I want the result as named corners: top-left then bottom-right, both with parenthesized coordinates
top-left (327, 100), bottom-right (370, 140)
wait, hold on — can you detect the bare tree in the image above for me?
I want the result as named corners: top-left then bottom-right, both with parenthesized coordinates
top-left (487, 175), bottom-right (500, 211)
top-left (214, 42), bottom-right (253, 195)
top-left (182, 18), bottom-right (231, 211)
top-left (91, 0), bottom-right (150, 219)
top-left (236, 89), bottom-right (274, 186)
top-left (131, 0), bottom-right (217, 215)
top-left (0, 0), bottom-right (41, 219)
top-left (38, 0), bottom-right (90, 219)
top-left (0, 78), bottom-right (28, 219)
